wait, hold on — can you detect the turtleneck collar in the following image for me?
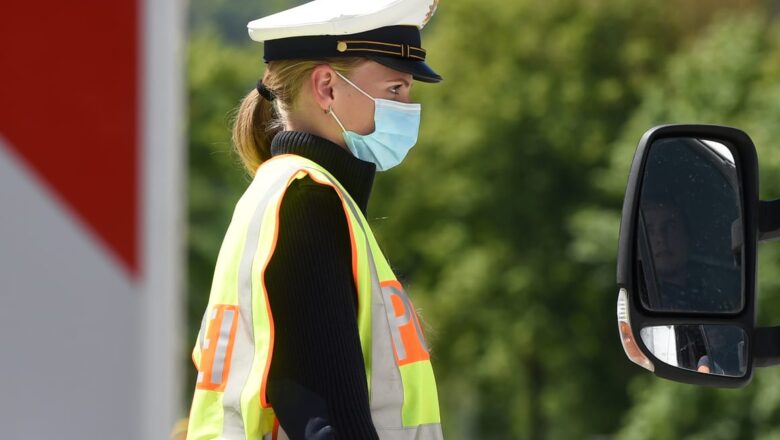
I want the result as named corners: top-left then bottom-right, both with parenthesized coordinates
top-left (270, 131), bottom-right (376, 215)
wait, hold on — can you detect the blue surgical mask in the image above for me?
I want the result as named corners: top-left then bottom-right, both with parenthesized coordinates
top-left (328, 71), bottom-right (421, 171)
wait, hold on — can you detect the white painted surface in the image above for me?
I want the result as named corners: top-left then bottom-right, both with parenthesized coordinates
top-left (0, 141), bottom-right (141, 438)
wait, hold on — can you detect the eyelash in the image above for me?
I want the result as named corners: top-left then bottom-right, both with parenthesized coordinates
top-left (390, 85), bottom-right (402, 95)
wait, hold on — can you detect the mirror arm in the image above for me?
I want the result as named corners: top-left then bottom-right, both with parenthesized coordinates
top-left (754, 326), bottom-right (780, 367)
top-left (759, 199), bottom-right (780, 241)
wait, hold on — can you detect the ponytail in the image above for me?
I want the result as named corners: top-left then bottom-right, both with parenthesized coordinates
top-left (232, 88), bottom-right (279, 176)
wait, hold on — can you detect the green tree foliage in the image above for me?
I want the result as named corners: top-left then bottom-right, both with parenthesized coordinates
top-left (370, 1), bottom-right (758, 438)
top-left (186, 0), bottom-right (778, 438)
top-left (586, 13), bottom-right (780, 439)
top-left (189, 0), bottom-right (308, 44)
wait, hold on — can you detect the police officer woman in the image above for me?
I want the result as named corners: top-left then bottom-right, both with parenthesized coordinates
top-left (186, 1), bottom-right (444, 439)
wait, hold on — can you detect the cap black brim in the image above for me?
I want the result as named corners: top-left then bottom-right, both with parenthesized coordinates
top-left (367, 56), bottom-right (443, 83)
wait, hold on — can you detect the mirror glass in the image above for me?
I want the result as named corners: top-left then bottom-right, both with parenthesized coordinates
top-left (636, 137), bottom-right (743, 313)
top-left (640, 325), bottom-right (747, 377)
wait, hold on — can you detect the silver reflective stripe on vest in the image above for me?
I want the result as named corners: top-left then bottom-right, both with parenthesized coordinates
top-left (212, 309), bottom-right (236, 385)
top-left (222, 168), bottom-right (293, 439)
top-left (377, 423), bottom-right (444, 440)
top-left (367, 241), bottom-right (407, 429)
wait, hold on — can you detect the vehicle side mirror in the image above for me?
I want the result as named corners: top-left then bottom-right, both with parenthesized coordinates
top-left (616, 124), bottom-right (761, 387)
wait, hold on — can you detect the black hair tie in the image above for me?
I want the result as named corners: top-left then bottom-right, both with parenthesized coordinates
top-left (256, 80), bottom-right (276, 102)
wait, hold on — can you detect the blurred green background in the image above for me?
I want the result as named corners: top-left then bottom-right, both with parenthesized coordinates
top-left (185, 0), bottom-right (780, 438)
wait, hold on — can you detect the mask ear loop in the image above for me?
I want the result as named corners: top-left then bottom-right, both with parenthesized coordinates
top-left (328, 104), bottom-right (348, 133)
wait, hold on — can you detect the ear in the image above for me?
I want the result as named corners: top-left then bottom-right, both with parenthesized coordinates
top-left (310, 65), bottom-right (336, 112)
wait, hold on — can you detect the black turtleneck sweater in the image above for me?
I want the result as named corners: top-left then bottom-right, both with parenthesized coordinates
top-left (264, 131), bottom-right (380, 440)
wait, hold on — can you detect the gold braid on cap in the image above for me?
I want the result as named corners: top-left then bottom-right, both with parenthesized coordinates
top-left (335, 40), bottom-right (426, 61)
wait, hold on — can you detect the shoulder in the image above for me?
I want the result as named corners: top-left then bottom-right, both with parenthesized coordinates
top-left (281, 176), bottom-right (343, 212)
top-left (274, 176), bottom-right (350, 245)
top-left (266, 175), bottom-right (354, 285)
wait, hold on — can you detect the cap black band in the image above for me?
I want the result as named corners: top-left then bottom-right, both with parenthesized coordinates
top-left (261, 24), bottom-right (442, 83)
top-left (256, 80), bottom-right (276, 102)
top-left (263, 25), bottom-right (424, 63)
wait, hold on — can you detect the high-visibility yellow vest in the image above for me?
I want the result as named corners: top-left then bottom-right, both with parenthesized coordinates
top-left (187, 154), bottom-right (442, 439)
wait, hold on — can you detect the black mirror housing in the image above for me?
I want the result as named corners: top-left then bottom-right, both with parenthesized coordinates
top-left (617, 124), bottom-right (760, 387)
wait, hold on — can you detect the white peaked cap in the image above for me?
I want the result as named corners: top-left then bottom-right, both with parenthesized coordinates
top-left (248, 0), bottom-right (439, 42)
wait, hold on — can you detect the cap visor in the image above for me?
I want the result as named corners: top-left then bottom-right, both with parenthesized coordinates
top-left (367, 56), bottom-right (442, 83)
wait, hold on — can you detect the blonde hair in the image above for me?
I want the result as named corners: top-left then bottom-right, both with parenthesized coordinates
top-left (232, 58), bottom-right (367, 175)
